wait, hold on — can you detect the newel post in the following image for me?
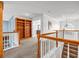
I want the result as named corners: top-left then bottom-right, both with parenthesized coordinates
top-left (56, 30), bottom-right (58, 47)
top-left (37, 30), bottom-right (40, 58)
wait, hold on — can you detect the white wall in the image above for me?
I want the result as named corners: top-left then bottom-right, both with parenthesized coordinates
top-left (3, 16), bottom-right (16, 32)
top-left (8, 16), bottom-right (15, 32)
top-left (3, 21), bottom-right (9, 32)
top-left (60, 19), bottom-right (79, 30)
top-left (32, 20), bottom-right (41, 37)
top-left (41, 14), bottom-right (49, 33)
top-left (41, 14), bottom-right (60, 33)
top-left (71, 20), bottom-right (79, 29)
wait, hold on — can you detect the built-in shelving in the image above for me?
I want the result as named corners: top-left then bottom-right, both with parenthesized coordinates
top-left (16, 18), bottom-right (32, 40)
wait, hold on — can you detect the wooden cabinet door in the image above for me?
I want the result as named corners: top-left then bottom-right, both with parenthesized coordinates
top-left (16, 18), bottom-right (32, 40)
top-left (25, 20), bottom-right (32, 38)
top-left (0, 1), bottom-right (3, 57)
top-left (16, 19), bottom-right (25, 40)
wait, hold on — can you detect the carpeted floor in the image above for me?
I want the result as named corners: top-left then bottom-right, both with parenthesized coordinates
top-left (4, 37), bottom-right (38, 58)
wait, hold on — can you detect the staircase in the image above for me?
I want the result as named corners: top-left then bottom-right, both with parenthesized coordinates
top-left (62, 43), bottom-right (68, 58)
top-left (62, 43), bottom-right (78, 58)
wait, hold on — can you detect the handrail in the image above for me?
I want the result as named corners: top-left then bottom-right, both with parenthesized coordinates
top-left (40, 30), bottom-right (79, 45)
top-left (41, 35), bottom-right (79, 45)
top-left (3, 31), bottom-right (19, 51)
top-left (3, 32), bottom-right (20, 45)
top-left (37, 30), bottom-right (79, 58)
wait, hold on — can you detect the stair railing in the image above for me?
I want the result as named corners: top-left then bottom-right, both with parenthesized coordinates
top-left (3, 32), bottom-right (19, 51)
top-left (37, 30), bottom-right (79, 58)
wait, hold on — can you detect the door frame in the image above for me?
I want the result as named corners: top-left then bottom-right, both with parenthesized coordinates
top-left (0, 1), bottom-right (4, 58)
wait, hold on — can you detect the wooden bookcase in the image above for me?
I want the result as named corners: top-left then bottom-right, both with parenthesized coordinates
top-left (16, 18), bottom-right (32, 40)
top-left (25, 20), bottom-right (32, 38)
top-left (16, 19), bottom-right (25, 39)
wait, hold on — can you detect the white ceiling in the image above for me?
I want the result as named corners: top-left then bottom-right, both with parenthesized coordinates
top-left (3, 1), bottom-right (79, 21)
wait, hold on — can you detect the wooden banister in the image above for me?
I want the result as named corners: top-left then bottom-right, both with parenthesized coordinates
top-left (37, 30), bottom-right (40, 58)
top-left (0, 1), bottom-right (4, 58)
top-left (56, 31), bottom-right (58, 47)
top-left (40, 35), bottom-right (79, 45)
top-left (37, 30), bottom-right (79, 58)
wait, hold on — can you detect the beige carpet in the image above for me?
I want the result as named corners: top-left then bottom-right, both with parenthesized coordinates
top-left (4, 38), bottom-right (38, 58)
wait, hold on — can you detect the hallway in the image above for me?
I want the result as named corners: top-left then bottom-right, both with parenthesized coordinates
top-left (1, 1), bottom-right (79, 58)
top-left (4, 38), bottom-right (37, 58)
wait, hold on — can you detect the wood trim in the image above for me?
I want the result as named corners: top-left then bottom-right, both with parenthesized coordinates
top-left (30, 21), bottom-right (32, 37)
top-left (0, 1), bottom-right (3, 9)
top-left (37, 30), bottom-right (40, 58)
top-left (24, 20), bottom-right (26, 38)
top-left (40, 35), bottom-right (79, 45)
top-left (16, 17), bottom-right (32, 22)
top-left (56, 31), bottom-right (58, 47)
top-left (0, 1), bottom-right (3, 58)
top-left (15, 17), bottom-right (21, 46)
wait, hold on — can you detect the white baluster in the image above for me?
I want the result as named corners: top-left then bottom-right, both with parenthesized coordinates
top-left (4, 36), bottom-right (5, 50)
top-left (42, 40), bottom-right (43, 56)
top-left (45, 41), bottom-right (47, 55)
top-left (49, 40), bottom-right (50, 57)
top-left (78, 45), bottom-right (79, 58)
top-left (67, 43), bottom-right (69, 58)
